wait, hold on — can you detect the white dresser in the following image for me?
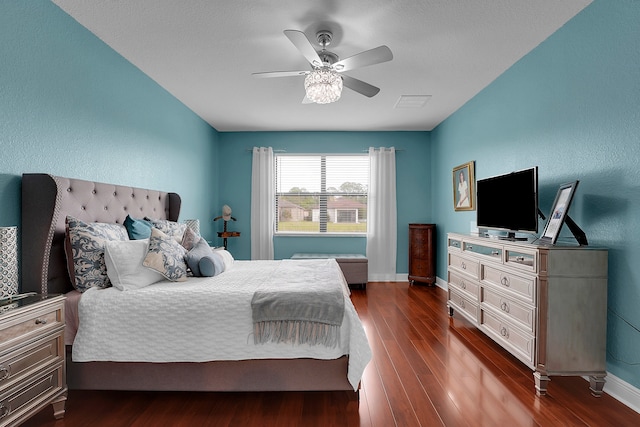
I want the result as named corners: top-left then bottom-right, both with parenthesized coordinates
top-left (446, 233), bottom-right (608, 396)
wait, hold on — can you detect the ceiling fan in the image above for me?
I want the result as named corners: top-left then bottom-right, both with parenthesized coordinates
top-left (252, 30), bottom-right (393, 104)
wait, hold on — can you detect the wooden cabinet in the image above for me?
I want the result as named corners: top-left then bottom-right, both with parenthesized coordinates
top-left (447, 233), bottom-right (608, 396)
top-left (408, 224), bottom-right (436, 285)
top-left (0, 294), bottom-right (66, 426)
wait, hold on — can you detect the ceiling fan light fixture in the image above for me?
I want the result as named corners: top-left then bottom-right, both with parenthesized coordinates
top-left (304, 68), bottom-right (343, 104)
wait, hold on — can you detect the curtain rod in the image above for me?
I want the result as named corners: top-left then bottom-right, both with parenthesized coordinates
top-left (244, 148), bottom-right (403, 152)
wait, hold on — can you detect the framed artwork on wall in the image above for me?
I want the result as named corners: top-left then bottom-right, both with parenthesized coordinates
top-left (452, 161), bottom-right (475, 211)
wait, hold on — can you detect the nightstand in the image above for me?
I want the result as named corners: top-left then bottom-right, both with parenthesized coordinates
top-left (0, 294), bottom-right (66, 426)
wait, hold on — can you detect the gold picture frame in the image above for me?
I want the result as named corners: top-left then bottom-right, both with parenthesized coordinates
top-left (452, 161), bottom-right (475, 211)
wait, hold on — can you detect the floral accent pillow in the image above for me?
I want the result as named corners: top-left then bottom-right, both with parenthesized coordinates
top-left (65, 216), bottom-right (129, 292)
top-left (144, 217), bottom-right (187, 243)
top-left (143, 228), bottom-right (188, 282)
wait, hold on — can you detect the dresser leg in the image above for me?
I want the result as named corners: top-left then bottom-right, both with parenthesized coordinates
top-left (533, 371), bottom-right (550, 396)
top-left (589, 375), bottom-right (606, 397)
top-left (51, 392), bottom-right (67, 419)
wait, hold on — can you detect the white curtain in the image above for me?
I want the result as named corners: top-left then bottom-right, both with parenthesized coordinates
top-left (366, 147), bottom-right (397, 281)
top-left (251, 147), bottom-right (274, 260)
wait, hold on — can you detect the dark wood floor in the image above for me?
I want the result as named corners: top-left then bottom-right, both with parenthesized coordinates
top-left (24, 282), bottom-right (640, 426)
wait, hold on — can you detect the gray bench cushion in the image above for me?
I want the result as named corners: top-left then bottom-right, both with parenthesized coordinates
top-left (291, 253), bottom-right (367, 286)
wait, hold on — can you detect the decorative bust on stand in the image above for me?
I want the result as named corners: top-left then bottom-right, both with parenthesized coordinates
top-left (213, 205), bottom-right (240, 250)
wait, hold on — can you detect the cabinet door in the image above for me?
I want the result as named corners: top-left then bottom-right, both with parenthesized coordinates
top-left (408, 224), bottom-right (436, 284)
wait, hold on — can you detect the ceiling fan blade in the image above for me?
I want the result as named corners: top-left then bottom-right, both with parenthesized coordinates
top-left (341, 75), bottom-right (380, 98)
top-left (284, 30), bottom-right (323, 68)
top-left (252, 70), bottom-right (309, 78)
top-left (333, 46), bottom-right (393, 72)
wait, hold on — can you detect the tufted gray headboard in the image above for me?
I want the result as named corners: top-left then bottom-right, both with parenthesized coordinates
top-left (21, 174), bottom-right (181, 295)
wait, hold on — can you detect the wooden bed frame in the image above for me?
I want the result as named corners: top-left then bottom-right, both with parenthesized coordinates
top-left (21, 174), bottom-right (355, 396)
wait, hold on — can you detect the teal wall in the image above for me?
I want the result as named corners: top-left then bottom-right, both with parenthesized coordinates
top-left (431, 0), bottom-right (640, 388)
top-left (3, 0), bottom-right (640, 394)
top-left (0, 2), bottom-right (220, 257)
top-left (218, 131), bottom-right (431, 273)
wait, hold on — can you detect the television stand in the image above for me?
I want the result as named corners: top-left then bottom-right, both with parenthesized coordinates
top-left (502, 232), bottom-right (528, 241)
top-left (446, 233), bottom-right (608, 396)
top-left (486, 232), bottom-right (528, 242)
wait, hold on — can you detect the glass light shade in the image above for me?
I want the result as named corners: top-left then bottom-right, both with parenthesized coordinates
top-left (304, 68), bottom-right (343, 104)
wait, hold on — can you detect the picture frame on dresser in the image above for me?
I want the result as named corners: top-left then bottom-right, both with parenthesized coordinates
top-left (540, 180), bottom-right (579, 245)
top-left (452, 161), bottom-right (475, 211)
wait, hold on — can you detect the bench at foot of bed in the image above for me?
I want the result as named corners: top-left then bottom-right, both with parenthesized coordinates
top-left (291, 253), bottom-right (368, 290)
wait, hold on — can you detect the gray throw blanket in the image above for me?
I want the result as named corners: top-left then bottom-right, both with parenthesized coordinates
top-left (251, 260), bottom-right (345, 347)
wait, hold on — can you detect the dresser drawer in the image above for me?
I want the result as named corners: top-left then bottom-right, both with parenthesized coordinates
top-left (480, 309), bottom-right (535, 366)
top-left (448, 290), bottom-right (479, 323)
top-left (0, 332), bottom-right (63, 392)
top-left (411, 259), bottom-right (430, 276)
top-left (448, 253), bottom-right (479, 280)
top-left (448, 271), bottom-right (479, 302)
top-left (0, 362), bottom-right (64, 426)
top-left (504, 248), bottom-right (537, 273)
top-left (0, 304), bottom-right (63, 354)
top-left (481, 265), bottom-right (536, 304)
top-left (463, 241), bottom-right (502, 261)
top-left (481, 287), bottom-right (535, 333)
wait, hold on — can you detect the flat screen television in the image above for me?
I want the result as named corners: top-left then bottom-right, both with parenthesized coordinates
top-left (476, 167), bottom-right (539, 239)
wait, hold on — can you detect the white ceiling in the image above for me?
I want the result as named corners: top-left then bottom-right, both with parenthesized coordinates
top-left (52, 0), bottom-right (592, 132)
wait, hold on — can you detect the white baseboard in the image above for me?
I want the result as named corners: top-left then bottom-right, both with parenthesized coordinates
top-left (432, 275), bottom-right (640, 414)
top-left (368, 273), bottom-right (410, 282)
top-left (435, 275), bottom-right (447, 290)
top-left (587, 372), bottom-right (640, 414)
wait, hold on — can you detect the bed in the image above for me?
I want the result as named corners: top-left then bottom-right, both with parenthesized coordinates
top-left (20, 173), bottom-right (371, 398)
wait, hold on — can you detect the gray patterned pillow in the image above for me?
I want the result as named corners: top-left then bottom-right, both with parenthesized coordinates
top-left (65, 216), bottom-right (129, 292)
top-left (144, 217), bottom-right (187, 242)
top-left (143, 228), bottom-right (188, 282)
top-left (180, 226), bottom-right (200, 251)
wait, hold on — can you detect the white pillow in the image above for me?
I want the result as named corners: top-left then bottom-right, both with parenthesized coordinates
top-left (214, 248), bottom-right (235, 271)
top-left (104, 240), bottom-right (165, 291)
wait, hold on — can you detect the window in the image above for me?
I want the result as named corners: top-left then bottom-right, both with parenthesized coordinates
top-left (275, 154), bottom-right (369, 234)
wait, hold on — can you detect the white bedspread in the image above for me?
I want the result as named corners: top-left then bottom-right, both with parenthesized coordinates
top-left (72, 259), bottom-right (371, 390)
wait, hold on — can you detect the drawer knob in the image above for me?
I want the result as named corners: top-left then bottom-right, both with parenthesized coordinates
top-left (467, 245), bottom-right (473, 250)
top-left (500, 276), bottom-right (510, 287)
top-left (501, 302), bottom-right (510, 313)
top-left (461, 262), bottom-right (466, 270)
top-left (0, 403), bottom-right (8, 419)
top-left (35, 318), bottom-right (47, 325)
top-left (460, 300), bottom-right (466, 309)
top-left (0, 366), bottom-right (8, 381)
top-left (500, 327), bottom-right (509, 338)
top-left (492, 250), bottom-right (500, 256)
top-left (461, 281), bottom-right (466, 290)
